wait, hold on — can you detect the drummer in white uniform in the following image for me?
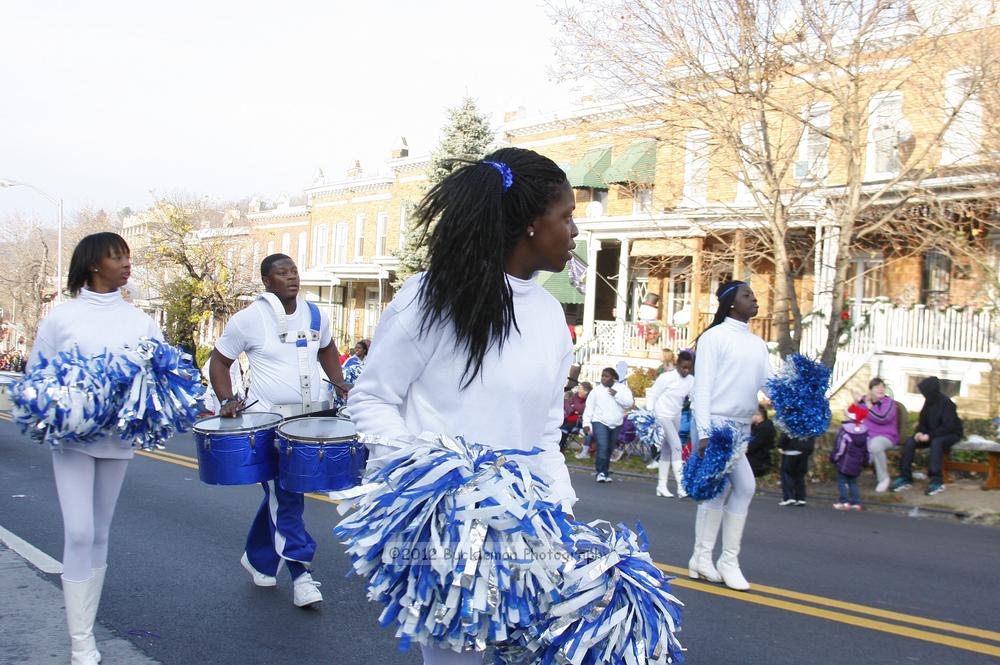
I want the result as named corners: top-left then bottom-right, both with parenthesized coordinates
top-left (209, 253), bottom-right (346, 608)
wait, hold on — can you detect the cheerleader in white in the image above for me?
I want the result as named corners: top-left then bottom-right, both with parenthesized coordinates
top-left (645, 350), bottom-right (695, 497)
top-left (689, 281), bottom-right (771, 591)
top-left (348, 147), bottom-right (579, 664)
top-left (27, 233), bottom-right (162, 665)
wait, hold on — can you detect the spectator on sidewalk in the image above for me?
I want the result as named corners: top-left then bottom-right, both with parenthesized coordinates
top-left (777, 433), bottom-right (815, 506)
top-left (893, 376), bottom-right (964, 496)
top-left (582, 367), bottom-right (634, 483)
top-left (831, 404), bottom-right (871, 510)
top-left (559, 381), bottom-right (591, 452)
top-left (857, 377), bottom-right (903, 493)
top-left (746, 405), bottom-right (776, 478)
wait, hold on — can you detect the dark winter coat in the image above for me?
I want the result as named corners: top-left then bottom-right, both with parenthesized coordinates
top-left (831, 424), bottom-right (870, 477)
top-left (915, 377), bottom-right (964, 440)
top-left (778, 433), bottom-right (816, 455)
top-left (746, 418), bottom-right (777, 477)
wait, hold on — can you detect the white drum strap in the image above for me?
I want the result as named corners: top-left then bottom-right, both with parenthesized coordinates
top-left (257, 293), bottom-right (322, 412)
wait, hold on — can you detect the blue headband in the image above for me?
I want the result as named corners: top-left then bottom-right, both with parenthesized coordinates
top-left (483, 160), bottom-right (514, 192)
top-left (719, 281), bottom-right (746, 300)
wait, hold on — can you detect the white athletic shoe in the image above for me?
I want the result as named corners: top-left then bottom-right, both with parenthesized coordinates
top-left (609, 449), bottom-right (625, 463)
top-left (574, 448), bottom-right (591, 460)
top-left (875, 478), bottom-right (891, 493)
top-left (240, 553), bottom-right (277, 587)
top-left (293, 573), bottom-right (323, 607)
top-left (596, 473), bottom-right (613, 483)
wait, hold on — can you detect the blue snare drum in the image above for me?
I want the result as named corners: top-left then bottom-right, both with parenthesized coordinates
top-left (193, 412), bottom-right (282, 486)
top-left (276, 417), bottom-right (367, 493)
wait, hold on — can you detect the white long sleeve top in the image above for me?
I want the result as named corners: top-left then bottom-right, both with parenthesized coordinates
top-left (347, 273), bottom-right (578, 512)
top-left (582, 381), bottom-right (634, 429)
top-left (645, 369), bottom-right (694, 419)
top-left (28, 288), bottom-right (163, 459)
top-left (692, 317), bottom-right (772, 440)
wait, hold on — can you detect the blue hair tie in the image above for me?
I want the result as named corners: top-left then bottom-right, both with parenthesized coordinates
top-left (719, 281), bottom-right (746, 300)
top-left (483, 160), bottom-right (514, 192)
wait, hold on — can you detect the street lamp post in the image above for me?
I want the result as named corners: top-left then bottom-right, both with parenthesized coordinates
top-left (0, 179), bottom-right (64, 303)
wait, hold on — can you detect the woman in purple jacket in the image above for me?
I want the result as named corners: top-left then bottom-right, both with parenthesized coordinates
top-left (857, 378), bottom-right (899, 492)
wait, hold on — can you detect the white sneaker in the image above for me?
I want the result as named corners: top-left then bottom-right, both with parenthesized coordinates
top-left (574, 449), bottom-right (591, 460)
top-left (240, 553), bottom-right (276, 587)
top-left (875, 478), bottom-right (891, 493)
top-left (645, 460), bottom-right (659, 470)
top-left (609, 449), bottom-right (624, 463)
top-left (293, 572), bottom-right (323, 607)
top-left (778, 499), bottom-right (796, 506)
top-left (596, 473), bottom-right (613, 483)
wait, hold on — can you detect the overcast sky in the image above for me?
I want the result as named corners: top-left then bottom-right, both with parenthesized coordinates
top-left (0, 1), bottom-right (575, 224)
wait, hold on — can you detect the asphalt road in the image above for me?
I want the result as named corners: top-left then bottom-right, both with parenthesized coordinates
top-left (2, 417), bottom-right (999, 665)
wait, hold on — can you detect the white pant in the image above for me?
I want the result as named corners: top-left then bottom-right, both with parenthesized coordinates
top-left (52, 450), bottom-right (130, 581)
top-left (420, 645), bottom-right (484, 665)
top-left (867, 435), bottom-right (895, 483)
top-left (656, 414), bottom-right (683, 461)
top-left (701, 421), bottom-right (755, 516)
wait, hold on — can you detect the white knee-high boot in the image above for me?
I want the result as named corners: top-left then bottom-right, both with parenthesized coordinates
top-left (89, 567), bottom-right (106, 663)
top-left (656, 459), bottom-right (673, 497)
top-left (688, 506), bottom-right (722, 582)
top-left (672, 460), bottom-right (687, 498)
top-left (716, 512), bottom-right (751, 591)
top-left (62, 576), bottom-right (100, 665)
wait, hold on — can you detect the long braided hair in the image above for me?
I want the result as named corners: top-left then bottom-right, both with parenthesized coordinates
top-left (413, 147), bottom-right (567, 386)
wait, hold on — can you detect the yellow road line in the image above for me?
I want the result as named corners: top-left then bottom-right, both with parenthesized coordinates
top-left (135, 447), bottom-right (999, 656)
top-left (0, 412), bottom-right (12, 422)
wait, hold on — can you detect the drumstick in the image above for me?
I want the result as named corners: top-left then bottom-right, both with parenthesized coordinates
top-left (323, 378), bottom-right (350, 391)
top-left (234, 400), bottom-right (259, 414)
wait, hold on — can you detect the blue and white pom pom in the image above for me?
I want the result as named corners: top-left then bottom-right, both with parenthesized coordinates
top-left (627, 408), bottom-right (663, 450)
top-left (110, 338), bottom-right (206, 450)
top-left (335, 434), bottom-right (573, 654)
top-left (497, 521), bottom-right (684, 665)
top-left (10, 348), bottom-right (121, 446)
top-left (767, 354), bottom-right (832, 439)
top-left (681, 422), bottom-right (748, 502)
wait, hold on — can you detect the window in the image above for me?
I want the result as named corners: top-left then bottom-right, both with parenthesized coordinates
top-left (399, 202), bottom-right (410, 249)
top-left (375, 212), bottom-right (388, 256)
top-left (941, 69), bottom-right (982, 166)
top-left (252, 243), bottom-right (261, 273)
top-left (907, 375), bottom-right (960, 398)
top-left (797, 103), bottom-right (831, 181)
top-left (632, 187), bottom-right (653, 214)
top-left (921, 250), bottom-right (951, 306)
top-left (266, 240), bottom-right (275, 256)
top-left (297, 231), bottom-right (307, 268)
top-left (354, 213), bottom-right (366, 262)
top-left (334, 222), bottom-right (348, 263)
top-left (736, 122), bottom-right (763, 202)
top-left (683, 130), bottom-right (709, 204)
top-left (281, 233), bottom-right (291, 255)
top-left (867, 92), bottom-right (904, 178)
top-left (847, 255), bottom-right (886, 300)
top-left (312, 225), bottom-right (328, 267)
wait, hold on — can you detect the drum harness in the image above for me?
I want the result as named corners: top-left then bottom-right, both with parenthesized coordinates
top-left (257, 293), bottom-right (328, 419)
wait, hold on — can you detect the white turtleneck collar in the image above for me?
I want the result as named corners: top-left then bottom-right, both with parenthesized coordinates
top-left (77, 287), bottom-right (124, 307)
top-left (722, 316), bottom-right (750, 331)
top-left (507, 272), bottom-right (541, 296)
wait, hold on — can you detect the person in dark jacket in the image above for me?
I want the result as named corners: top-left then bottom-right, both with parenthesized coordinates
top-left (746, 405), bottom-right (776, 477)
top-left (777, 433), bottom-right (815, 506)
top-left (892, 376), bottom-right (964, 496)
top-left (831, 404), bottom-right (871, 510)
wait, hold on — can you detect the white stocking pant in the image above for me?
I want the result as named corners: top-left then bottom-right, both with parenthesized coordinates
top-left (656, 415), bottom-right (683, 462)
top-left (420, 645), bottom-right (484, 665)
top-left (702, 453), bottom-right (755, 516)
top-left (52, 450), bottom-right (130, 581)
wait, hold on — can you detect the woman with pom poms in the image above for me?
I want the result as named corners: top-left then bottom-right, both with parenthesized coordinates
top-left (27, 232), bottom-right (162, 664)
top-left (347, 147), bottom-right (579, 664)
top-left (689, 280), bottom-right (772, 591)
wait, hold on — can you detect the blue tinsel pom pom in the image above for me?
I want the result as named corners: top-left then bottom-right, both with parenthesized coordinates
top-left (627, 408), bottom-right (663, 450)
top-left (681, 423), bottom-right (747, 501)
top-left (767, 354), bottom-right (832, 439)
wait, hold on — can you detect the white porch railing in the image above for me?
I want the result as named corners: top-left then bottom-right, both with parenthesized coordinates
top-left (574, 320), bottom-right (691, 365)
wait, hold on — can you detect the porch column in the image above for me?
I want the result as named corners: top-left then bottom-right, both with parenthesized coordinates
top-left (583, 237), bottom-right (602, 338)
top-left (733, 229), bottom-right (745, 281)
top-left (615, 238), bottom-right (630, 354)
top-left (690, 237), bottom-right (704, 343)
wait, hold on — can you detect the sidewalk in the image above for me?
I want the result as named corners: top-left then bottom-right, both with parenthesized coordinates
top-left (0, 539), bottom-right (160, 665)
top-left (566, 457), bottom-right (1000, 525)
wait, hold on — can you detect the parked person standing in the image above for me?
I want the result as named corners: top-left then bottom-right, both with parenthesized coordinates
top-left (559, 380), bottom-right (590, 452)
top-left (746, 404), bottom-right (776, 478)
top-left (893, 376), bottom-right (964, 496)
top-left (28, 232), bottom-right (162, 665)
top-left (646, 350), bottom-right (695, 497)
top-left (209, 253), bottom-right (345, 608)
top-left (857, 377), bottom-right (901, 492)
top-left (582, 367), bottom-right (635, 483)
top-left (832, 404), bottom-right (871, 510)
top-left (777, 433), bottom-right (815, 506)
top-left (688, 281), bottom-right (771, 591)
top-left (347, 147), bottom-right (579, 665)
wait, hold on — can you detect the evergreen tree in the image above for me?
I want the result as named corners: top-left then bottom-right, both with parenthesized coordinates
top-left (393, 96), bottom-right (493, 288)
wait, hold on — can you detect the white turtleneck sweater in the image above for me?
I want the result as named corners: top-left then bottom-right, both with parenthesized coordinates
top-left (348, 272), bottom-right (578, 512)
top-left (692, 317), bottom-right (772, 440)
top-left (28, 288), bottom-right (162, 458)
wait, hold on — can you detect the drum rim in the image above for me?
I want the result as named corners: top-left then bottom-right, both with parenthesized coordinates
top-left (277, 416), bottom-right (357, 443)
top-left (193, 412), bottom-right (283, 434)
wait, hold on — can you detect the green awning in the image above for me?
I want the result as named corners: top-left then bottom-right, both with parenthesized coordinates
top-left (536, 240), bottom-right (587, 304)
top-left (603, 140), bottom-right (657, 185)
top-left (565, 148), bottom-right (612, 189)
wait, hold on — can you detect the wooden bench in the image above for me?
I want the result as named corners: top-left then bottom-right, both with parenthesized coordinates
top-left (942, 437), bottom-right (1000, 491)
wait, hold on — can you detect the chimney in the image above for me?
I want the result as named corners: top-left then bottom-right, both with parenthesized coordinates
top-left (391, 136), bottom-right (409, 159)
top-left (347, 160), bottom-right (362, 178)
